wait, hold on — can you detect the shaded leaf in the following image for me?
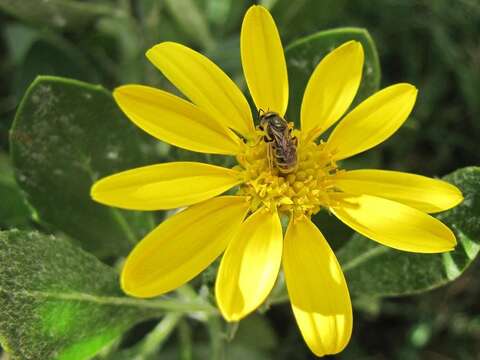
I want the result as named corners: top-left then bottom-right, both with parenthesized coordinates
top-left (233, 315), bottom-right (277, 351)
top-left (205, 36), bottom-right (242, 80)
top-left (0, 154), bottom-right (32, 228)
top-left (0, 0), bottom-right (119, 30)
top-left (267, 0), bottom-right (347, 43)
top-left (203, 0), bottom-right (250, 35)
top-left (164, 0), bottom-right (214, 49)
top-left (12, 35), bottom-right (98, 100)
top-left (95, 313), bottom-right (182, 360)
top-left (3, 24), bottom-right (38, 65)
top-left (285, 27), bottom-right (381, 124)
top-left (10, 76), bottom-right (154, 258)
top-left (338, 167), bottom-right (480, 297)
top-left (0, 230), bottom-right (213, 360)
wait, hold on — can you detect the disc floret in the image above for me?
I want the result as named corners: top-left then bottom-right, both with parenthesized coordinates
top-left (236, 130), bottom-right (341, 218)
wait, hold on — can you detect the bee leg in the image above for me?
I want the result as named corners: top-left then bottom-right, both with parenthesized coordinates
top-left (250, 127), bottom-right (268, 147)
top-left (288, 123), bottom-right (295, 136)
top-left (266, 144), bottom-right (274, 174)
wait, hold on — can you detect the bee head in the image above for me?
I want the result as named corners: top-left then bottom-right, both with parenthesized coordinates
top-left (260, 112), bottom-right (287, 130)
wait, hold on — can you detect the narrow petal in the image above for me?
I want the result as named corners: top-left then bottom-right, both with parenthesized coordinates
top-left (331, 194), bottom-right (457, 253)
top-left (325, 84), bottom-right (418, 160)
top-left (241, 5), bottom-right (288, 116)
top-left (146, 42), bottom-right (255, 137)
top-left (121, 196), bottom-right (249, 298)
top-left (301, 41), bottom-right (364, 141)
top-left (91, 162), bottom-right (243, 210)
top-left (283, 216), bottom-right (352, 356)
top-left (114, 85), bottom-right (242, 155)
top-left (334, 169), bottom-right (463, 213)
top-left (216, 208), bottom-right (283, 321)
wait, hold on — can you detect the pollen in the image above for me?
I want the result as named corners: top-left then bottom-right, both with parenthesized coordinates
top-left (235, 132), bottom-right (341, 219)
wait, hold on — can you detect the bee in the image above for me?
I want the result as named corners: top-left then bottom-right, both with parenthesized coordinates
top-left (258, 111), bottom-right (298, 174)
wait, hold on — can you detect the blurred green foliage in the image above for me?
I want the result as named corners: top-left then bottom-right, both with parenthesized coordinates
top-left (0, 0), bottom-right (479, 359)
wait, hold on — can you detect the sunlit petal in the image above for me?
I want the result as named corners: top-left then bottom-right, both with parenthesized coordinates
top-left (146, 42), bottom-right (255, 137)
top-left (241, 5), bottom-right (288, 115)
top-left (216, 208), bottom-right (283, 321)
top-left (114, 85), bottom-right (242, 155)
top-left (331, 194), bottom-right (457, 253)
top-left (121, 196), bottom-right (249, 298)
top-left (301, 41), bottom-right (364, 141)
top-left (334, 169), bottom-right (463, 213)
top-left (326, 83), bottom-right (418, 160)
top-left (91, 162), bottom-right (243, 210)
top-left (283, 216), bottom-right (352, 356)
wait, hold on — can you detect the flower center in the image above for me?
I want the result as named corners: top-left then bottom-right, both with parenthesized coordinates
top-left (235, 129), bottom-right (341, 218)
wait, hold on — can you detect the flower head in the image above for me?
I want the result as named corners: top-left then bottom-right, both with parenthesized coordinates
top-left (91, 5), bottom-right (463, 357)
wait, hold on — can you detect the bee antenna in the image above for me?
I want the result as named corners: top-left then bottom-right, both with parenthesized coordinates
top-left (257, 108), bottom-right (265, 120)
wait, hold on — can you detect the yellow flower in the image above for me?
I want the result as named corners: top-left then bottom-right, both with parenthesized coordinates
top-left (91, 5), bottom-right (463, 357)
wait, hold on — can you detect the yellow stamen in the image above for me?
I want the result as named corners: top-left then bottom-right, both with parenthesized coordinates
top-left (236, 130), bottom-right (340, 219)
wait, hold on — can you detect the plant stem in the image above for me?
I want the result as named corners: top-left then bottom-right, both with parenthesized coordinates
top-left (140, 313), bottom-right (183, 357)
top-left (207, 315), bottom-right (224, 360)
top-left (178, 319), bottom-right (193, 360)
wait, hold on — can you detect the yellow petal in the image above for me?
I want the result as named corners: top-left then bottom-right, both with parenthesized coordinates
top-left (325, 84), bottom-right (418, 160)
top-left (216, 208), bottom-right (283, 321)
top-left (121, 196), bottom-right (249, 298)
top-left (331, 194), bottom-right (457, 253)
top-left (114, 85), bottom-right (242, 155)
top-left (334, 169), bottom-right (463, 213)
top-left (301, 41), bottom-right (364, 141)
top-left (91, 162), bottom-right (243, 210)
top-left (283, 216), bottom-right (352, 356)
top-left (146, 42), bottom-right (255, 137)
top-left (241, 5), bottom-right (288, 116)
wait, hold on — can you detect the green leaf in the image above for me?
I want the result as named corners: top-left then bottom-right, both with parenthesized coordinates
top-left (10, 76), bottom-right (154, 258)
top-left (10, 32), bottom-right (99, 100)
top-left (164, 0), bottom-right (214, 49)
top-left (338, 167), bottom-right (480, 297)
top-left (3, 24), bottom-right (38, 65)
top-left (202, 0), bottom-right (249, 35)
top-left (0, 229), bottom-right (141, 360)
top-left (95, 313), bottom-right (182, 360)
top-left (285, 27), bottom-right (381, 124)
top-left (233, 315), bottom-right (277, 352)
top-left (0, 230), bottom-right (214, 360)
top-left (0, 153), bottom-right (32, 229)
top-left (0, 0), bottom-right (120, 30)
